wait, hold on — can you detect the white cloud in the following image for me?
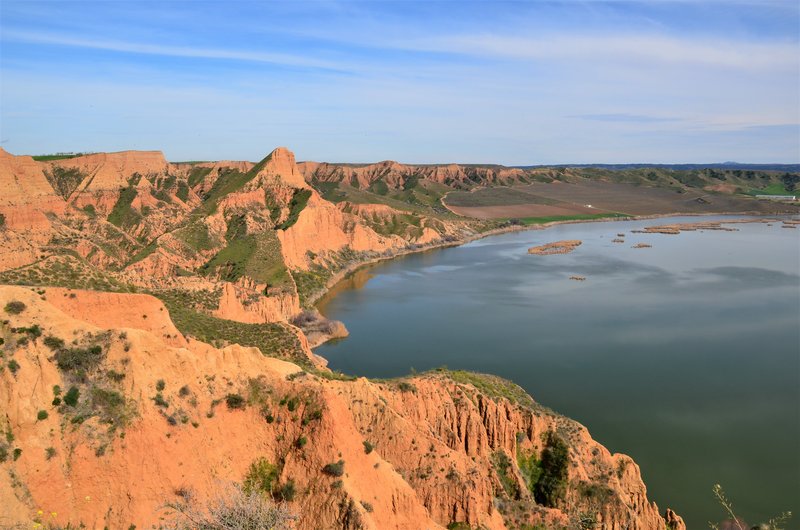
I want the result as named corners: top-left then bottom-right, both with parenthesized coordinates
top-left (1, 29), bottom-right (346, 71)
top-left (399, 33), bottom-right (799, 72)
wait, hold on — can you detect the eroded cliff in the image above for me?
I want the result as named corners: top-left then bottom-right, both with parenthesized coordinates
top-left (0, 286), bottom-right (683, 530)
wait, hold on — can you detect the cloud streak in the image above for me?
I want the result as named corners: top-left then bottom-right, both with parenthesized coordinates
top-left (2, 29), bottom-right (348, 72)
top-left (397, 33), bottom-right (799, 72)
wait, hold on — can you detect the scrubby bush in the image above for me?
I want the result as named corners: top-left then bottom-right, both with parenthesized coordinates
top-left (7, 359), bottom-right (20, 374)
top-left (156, 379), bottom-right (166, 391)
top-left (397, 381), bottom-right (417, 393)
top-left (153, 393), bottom-right (169, 408)
top-left (225, 393), bottom-right (246, 410)
top-left (295, 436), bottom-right (307, 449)
top-left (363, 441), bottom-right (374, 454)
top-left (18, 324), bottom-right (42, 338)
top-left (165, 483), bottom-right (295, 529)
top-left (55, 345), bottom-right (103, 372)
top-left (4, 301), bottom-right (26, 314)
top-left (533, 431), bottom-right (569, 508)
top-left (274, 480), bottom-right (296, 502)
top-left (243, 457), bottom-right (279, 496)
top-left (322, 460), bottom-right (345, 477)
top-left (37, 410), bottom-right (48, 421)
top-left (44, 335), bottom-right (65, 350)
top-left (63, 386), bottom-right (80, 406)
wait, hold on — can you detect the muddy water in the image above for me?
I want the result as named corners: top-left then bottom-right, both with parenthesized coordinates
top-left (316, 216), bottom-right (800, 527)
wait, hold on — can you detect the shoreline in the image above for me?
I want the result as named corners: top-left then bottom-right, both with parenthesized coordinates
top-left (307, 209), bottom-right (796, 349)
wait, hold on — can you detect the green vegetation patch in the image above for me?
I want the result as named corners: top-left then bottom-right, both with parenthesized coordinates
top-left (156, 294), bottom-right (308, 366)
top-left (439, 369), bottom-right (537, 410)
top-left (277, 188), bottom-right (312, 230)
top-left (43, 166), bottom-right (87, 199)
top-left (0, 255), bottom-right (132, 292)
top-left (516, 213), bottom-right (629, 225)
top-left (107, 186), bottom-right (142, 228)
top-left (196, 153), bottom-right (272, 215)
top-left (200, 230), bottom-right (290, 288)
top-left (175, 221), bottom-right (217, 252)
top-left (32, 153), bottom-right (84, 161)
top-left (492, 450), bottom-right (521, 499)
top-left (531, 431), bottom-right (569, 508)
top-left (176, 181), bottom-right (190, 202)
top-left (187, 166), bottom-right (213, 187)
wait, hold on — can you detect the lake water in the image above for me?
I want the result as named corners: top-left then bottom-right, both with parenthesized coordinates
top-left (315, 216), bottom-right (800, 528)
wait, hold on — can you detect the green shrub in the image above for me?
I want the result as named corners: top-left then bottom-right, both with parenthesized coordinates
top-left (91, 386), bottom-right (128, 423)
top-left (107, 369), bottom-right (126, 382)
top-left (4, 301), bottom-right (26, 314)
top-left (533, 431), bottom-right (569, 508)
top-left (156, 379), bottom-right (166, 391)
top-left (363, 441), bottom-right (374, 454)
top-left (153, 393), bottom-right (169, 408)
top-left (295, 436), bottom-right (307, 449)
top-left (243, 457), bottom-right (279, 495)
top-left (322, 460), bottom-right (345, 477)
top-left (43, 336), bottom-right (65, 350)
top-left (517, 451), bottom-right (543, 494)
top-left (492, 451), bottom-right (520, 499)
top-left (13, 448), bottom-right (22, 461)
top-left (18, 324), bottom-right (42, 338)
top-left (278, 188), bottom-right (312, 230)
top-left (225, 393), bottom-right (246, 410)
top-left (178, 385), bottom-right (191, 397)
top-left (285, 397), bottom-right (299, 412)
top-left (55, 345), bottom-right (104, 372)
top-left (274, 480), bottom-right (296, 502)
top-left (45, 447), bottom-right (56, 460)
top-left (63, 386), bottom-right (80, 406)
top-left (37, 410), bottom-right (49, 421)
top-left (397, 381), bottom-right (417, 393)
top-left (7, 359), bottom-right (19, 374)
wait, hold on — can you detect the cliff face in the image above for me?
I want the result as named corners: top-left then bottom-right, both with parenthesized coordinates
top-left (298, 160), bottom-right (532, 191)
top-left (0, 147), bottom-right (471, 327)
top-left (0, 286), bottom-right (682, 530)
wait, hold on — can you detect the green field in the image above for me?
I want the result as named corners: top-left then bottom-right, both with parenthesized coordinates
top-left (514, 213), bottom-right (630, 225)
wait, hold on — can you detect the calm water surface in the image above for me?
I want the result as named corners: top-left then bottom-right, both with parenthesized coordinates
top-left (316, 216), bottom-right (800, 528)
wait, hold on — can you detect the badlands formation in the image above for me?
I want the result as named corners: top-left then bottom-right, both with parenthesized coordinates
top-left (0, 147), bottom-right (688, 528)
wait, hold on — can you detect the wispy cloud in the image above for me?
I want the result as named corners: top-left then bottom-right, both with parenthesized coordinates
top-left (1, 29), bottom-right (348, 72)
top-left (397, 33), bottom-right (798, 71)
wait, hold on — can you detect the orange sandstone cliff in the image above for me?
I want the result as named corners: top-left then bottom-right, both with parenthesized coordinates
top-left (0, 286), bottom-right (683, 530)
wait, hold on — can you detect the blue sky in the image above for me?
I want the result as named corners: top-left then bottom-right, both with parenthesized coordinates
top-left (1, 0), bottom-right (798, 164)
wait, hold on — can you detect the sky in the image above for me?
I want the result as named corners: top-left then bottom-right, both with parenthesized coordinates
top-left (1, 0), bottom-right (798, 164)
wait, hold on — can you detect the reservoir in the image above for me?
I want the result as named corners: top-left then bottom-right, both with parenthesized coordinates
top-left (315, 215), bottom-right (800, 528)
